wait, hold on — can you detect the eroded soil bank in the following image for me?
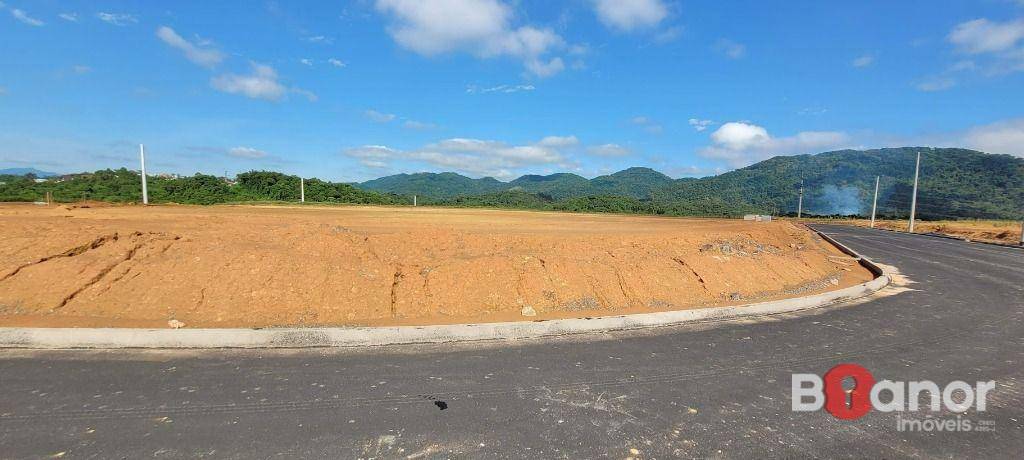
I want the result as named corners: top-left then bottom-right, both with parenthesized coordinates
top-left (0, 204), bottom-right (872, 328)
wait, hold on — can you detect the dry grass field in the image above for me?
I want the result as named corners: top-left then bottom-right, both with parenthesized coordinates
top-left (0, 203), bottom-right (872, 328)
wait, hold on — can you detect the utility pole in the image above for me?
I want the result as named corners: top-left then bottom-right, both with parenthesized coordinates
top-left (870, 176), bottom-right (880, 228)
top-left (139, 144), bottom-right (149, 205)
top-left (797, 180), bottom-right (804, 219)
top-left (908, 151), bottom-right (921, 233)
top-left (1019, 217), bottom-right (1023, 246)
top-left (413, 195), bottom-right (417, 207)
top-left (300, 178), bottom-right (305, 203)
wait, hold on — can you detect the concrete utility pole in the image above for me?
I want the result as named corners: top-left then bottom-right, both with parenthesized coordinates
top-left (908, 151), bottom-right (921, 233)
top-left (413, 195), bottom-right (417, 207)
top-left (1019, 218), bottom-right (1023, 246)
top-left (300, 178), bottom-right (305, 203)
top-left (870, 176), bottom-right (880, 228)
top-left (139, 144), bottom-right (149, 205)
top-left (797, 180), bottom-right (804, 219)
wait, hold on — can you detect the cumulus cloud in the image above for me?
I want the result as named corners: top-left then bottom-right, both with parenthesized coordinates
top-left (592, 0), bottom-right (667, 32)
top-left (59, 13), bottom-right (78, 22)
top-left (699, 122), bottom-right (850, 167)
top-left (211, 62), bottom-right (313, 102)
top-left (96, 12), bottom-right (138, 26)
top-left (946, 18), bottom-right (1024, 75)
top-left (328, 58), bottom-right (346, 68)
top-left (342, 135), bottom-right (580, 178)
top-left (365, 110), bottom-right (397, 123)
top-left (961, 118), bottom-right (1024, 157)
top-left (852, 54), bottom-right (875, 67)
top-left (227, 147), bottom-right (269, 159)
top-left (11, 8), bottom-right (44, 26)
top-left (688, 118), bottom-right (715, 132)
top-left (714, 38), bottom-right (746, 59)
top-left (587, 143), bottom-right (631, 157)
top-left (156, 26), bottom-right (225, 68)
top-left (299, 58), bottom-right (313, 66)
top-left (375, 0), bottom-right (569, 77)
top-left (949, 18), bottom-right (1024, 54)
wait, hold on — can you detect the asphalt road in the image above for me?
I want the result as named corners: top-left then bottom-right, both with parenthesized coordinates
top-left (1, 225), bottom-right (1022, 459)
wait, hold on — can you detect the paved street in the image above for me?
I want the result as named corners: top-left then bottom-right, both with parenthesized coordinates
top-left (1, 225), bottom-right (1022, 458)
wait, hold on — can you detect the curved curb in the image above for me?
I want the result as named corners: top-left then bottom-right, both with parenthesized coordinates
top-left (0, 228), bottom-right (890, 349)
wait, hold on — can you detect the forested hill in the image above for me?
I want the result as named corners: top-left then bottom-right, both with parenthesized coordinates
top-left (3, 147), bottom-right (1021, 219)
top-left (356, 147), bottom-right (1022, 219)
top-left (360, 166), bottom-right (678, 200)
top-left (649, 147), bottom-right (1023, 220)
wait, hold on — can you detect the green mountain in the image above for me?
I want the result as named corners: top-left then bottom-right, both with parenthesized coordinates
top-left (5, 148), bottom-right (1020, 220)
top-left (508, 173), bottom-right (590, 199)
top-left (359, 172), bottom-right (504, 198)
top-left (651, 147), bottom-right (1023, 219)
top-left (589, 167), bottom-right (675, 197)
top-left (358, 147), bottom-right (1023, 219)
top-left (360, 167), bottom-right (676, 200)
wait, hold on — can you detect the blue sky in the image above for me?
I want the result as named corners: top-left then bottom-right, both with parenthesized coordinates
top-left (2, 0), bottom-right (1024, 181)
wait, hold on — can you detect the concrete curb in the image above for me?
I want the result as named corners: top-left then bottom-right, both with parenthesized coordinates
top-left (0, 228), bottom-right (890, 349)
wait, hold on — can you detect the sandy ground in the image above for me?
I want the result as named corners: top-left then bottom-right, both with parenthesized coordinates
top-left (842, 219), bottom-right (1023, 245)
top-left (0, 203), bottom-right (872, 328)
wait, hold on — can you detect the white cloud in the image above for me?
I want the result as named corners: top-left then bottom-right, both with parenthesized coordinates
top-left (290, 88), bottom-right (318, 102)
top-left (375, 0), bottom-right (569, 77)
top-left (342, 135), bottom-right (579, 178)
top-left (688, 118), bottom-right (715, 131)
top-left (944, 18), bottom-right (1024, 75)
top-left (365, 110), bottom-right (397, 123)
top-left (592, 0), bottom-right (667, 31)
top-left (96, 12), bottom-right (138, 26)
top-left (299, 58), bottom-right (313, 66)
top-left (631, 116), bottom-right (663, 134)
top-left (211, 62), bottom-right (294, 101)
top-left (466, 84), bottom-right (535, 93)
top-left (700, 121), bottom-right (850, 167)
top-left (328, 58), bottom-right (346, 68)
top-left (11, 8), bottom-right (44, 26)
top-left (962, 118), bottom-right (1024, 157)
top-left (714, 38), bottom-right (746, 59)
top-left (305, 35), bottom-right (333, 44)
top-left (228, 147), bottom-right (269, 159)
top-left (537, 135), bottom-right (579, 148)
top-left (156, 26), bottom-right (225, 68)
top-left (653, 26), bottom-right (683, 43)
top-left (59, 13), bottom-right (78, 22)
top-left (852, 54), bottom-right (875, 68)
top-left (403, 120), bottom-right (437, 130)
top-left (587, 143), bottom-right (631, 157)
top-left (949, 18), bottom-right (1024, 54)
top-left (72, 65), bottom-right (91, 74)
top-left (916, 76), bottom-right (956, 92)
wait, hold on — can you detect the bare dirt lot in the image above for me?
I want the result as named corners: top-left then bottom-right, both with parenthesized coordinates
top-left (0, 203), bottom-right (872, 328)
top-left (843, 219), bottom-right (1022, 245)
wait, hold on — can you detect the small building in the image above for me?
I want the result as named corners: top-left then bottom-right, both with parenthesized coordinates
top-left (743, 214), bottom-right (772, 222)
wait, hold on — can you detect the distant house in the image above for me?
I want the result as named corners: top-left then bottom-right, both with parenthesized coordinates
top-left (34, 178), bottom-right (48, 183)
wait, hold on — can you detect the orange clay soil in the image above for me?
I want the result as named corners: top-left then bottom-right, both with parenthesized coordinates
top-left (843, 219), bottom-right (1022, 245)
top-left (0, 203), bottom-right (873, 328)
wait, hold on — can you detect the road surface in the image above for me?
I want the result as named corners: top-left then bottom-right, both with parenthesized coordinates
top-left (1, 225), bottom-right (1022, 458)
